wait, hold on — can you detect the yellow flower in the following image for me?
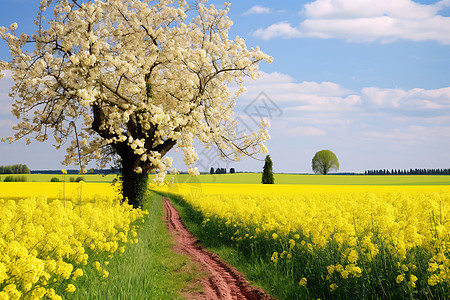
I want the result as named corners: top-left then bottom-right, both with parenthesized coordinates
top-left (348, 249), bottom-right (358, 264)
top-left (341, 270), bottom-right (349, 279)
top-left (299, 277), bottom-right (307, 287)
top-left (289, 239), bottom-right (296, 249)
top-left (0, 191), bottom-right (147, 299)
top-left (72, 268), bottom-right (84, 279)
top-left (330, 283), bottom-right (338, 292)
top-left (61, 169), bottom-right (67, 174)
top-left (271, 252), bottom-right (278, 264)
top-left (327, 265), bottom-right (335, 275)
top-left (148, 182), bottom-right (450, 297)
top-left (408, 274), bottom-right (418, 288)
top-left (428, 274), bottom-right (440, 286)
top-left (65, 284), bottom-right (76, 293)
top-left (94, 261), bottom-right (102, 271)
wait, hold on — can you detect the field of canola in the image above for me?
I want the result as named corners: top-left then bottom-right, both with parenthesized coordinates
top-left (0, 182), bottom-right (147, 300)
top-left (155, 183), bottom-right (450, 299)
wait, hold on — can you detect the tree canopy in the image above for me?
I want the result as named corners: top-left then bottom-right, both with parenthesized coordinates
top-left (0, 0), bottom-right (272, 206)
top-left (0, 164), bottom-right (31, 174)
top-left (312, 150), bottom-right (339, 175)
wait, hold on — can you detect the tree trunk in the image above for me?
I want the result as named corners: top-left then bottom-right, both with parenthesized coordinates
top-left (120, 153), bottom-right (149, 209)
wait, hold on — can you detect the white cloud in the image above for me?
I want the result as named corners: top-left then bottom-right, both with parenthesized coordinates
top-left (244, 71), bottom-right (354, 99)
top-left (287, 95), bottom-right (361, 112)
top-left (253, 0), bottom-right (450, 44)
top-left (253, 22), bottom-right (302, 40)
top-left (361, 125), bottom-right (450, 144)
top-left (242, 5), bottom-right (272, 16)
top-left (361, 86), bottom-right (450, 114)
top-left (243, 72), bottom-right (450, 118)
top-left (281, 125), bottom-right (327, 136)
top-left (303, 0), bottom-right (440, 19)
top-left (241, 72), bottom-right (359, 114)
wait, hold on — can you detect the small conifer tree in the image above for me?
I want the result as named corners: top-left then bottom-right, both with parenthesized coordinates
top-left (262, 155), bottom-right (274, 184)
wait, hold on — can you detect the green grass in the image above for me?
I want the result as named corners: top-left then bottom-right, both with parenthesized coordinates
top-left (168, 173), bottom-right (450, 185)
top-left (69, 191), bottom-right (201, 299)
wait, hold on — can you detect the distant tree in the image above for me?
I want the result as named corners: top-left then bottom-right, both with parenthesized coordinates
top-left (230, 168), bottom-right (235, 174)
top-left (210, 167), bottom-right (215, 175)
top-left (4, 175), bottom-right (27, 182)
top-left (3, 176), bottom-right (14, 182)
top-left (0, 164), bottom-right (30, 174)
top-left (75, 176), bottom-right (85, 182)
top-left (214, 168), bottom-right (226, 174)
top-left (215, 168), bottom-right (226, 174)
top-left (262, 155), bottom-right (274, 184)
top-left (312, 150), bottom-right (339, 175)
top-left (50, 177), bottom-right (60, 182)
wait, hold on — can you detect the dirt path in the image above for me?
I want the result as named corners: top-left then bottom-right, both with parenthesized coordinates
top-left (162, 197), bottom-right (276, 300)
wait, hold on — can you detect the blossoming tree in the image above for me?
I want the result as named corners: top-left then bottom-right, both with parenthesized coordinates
top-left (0, 0), bottom-right (272, 207)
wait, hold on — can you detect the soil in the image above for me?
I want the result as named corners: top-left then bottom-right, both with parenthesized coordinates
top-left (162, 197), bottom-right (277, 300)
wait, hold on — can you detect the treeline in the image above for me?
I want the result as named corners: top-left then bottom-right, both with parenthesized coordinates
top-left (365, 168), bottom-right (450, 175)
top-left (0, 164), bottom-right (30, 174)
top-left (209, 167), bottom-right (236, 174)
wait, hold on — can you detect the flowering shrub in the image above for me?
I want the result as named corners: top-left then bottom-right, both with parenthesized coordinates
top-left (0, 194), bottom-right (147, 299)
top-left (157, 183), bottom-right (450, 298)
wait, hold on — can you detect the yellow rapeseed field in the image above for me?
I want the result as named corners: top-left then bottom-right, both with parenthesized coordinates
top-left (0, 182), bottom-right (146, 300)
top-left (0, 182), bottom-right (120, 200)
top-left (155, 183), bottom-right (450, 298)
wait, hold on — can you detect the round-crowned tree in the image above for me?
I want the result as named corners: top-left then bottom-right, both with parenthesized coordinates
top-left (0, 0), bottom-right (272, 207)
top-left (312, 150), bottom-right (339, 175)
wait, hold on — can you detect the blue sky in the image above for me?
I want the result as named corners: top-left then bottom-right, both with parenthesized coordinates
top-left (1, 0), bottom-right (450, 173)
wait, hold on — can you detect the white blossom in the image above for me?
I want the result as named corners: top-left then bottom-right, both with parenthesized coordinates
top-left (9, 23), bottom-right (18, 32)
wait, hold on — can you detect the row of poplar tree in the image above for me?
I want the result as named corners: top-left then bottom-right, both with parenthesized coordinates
top-left (365, 168), bottom-right (450, 175)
